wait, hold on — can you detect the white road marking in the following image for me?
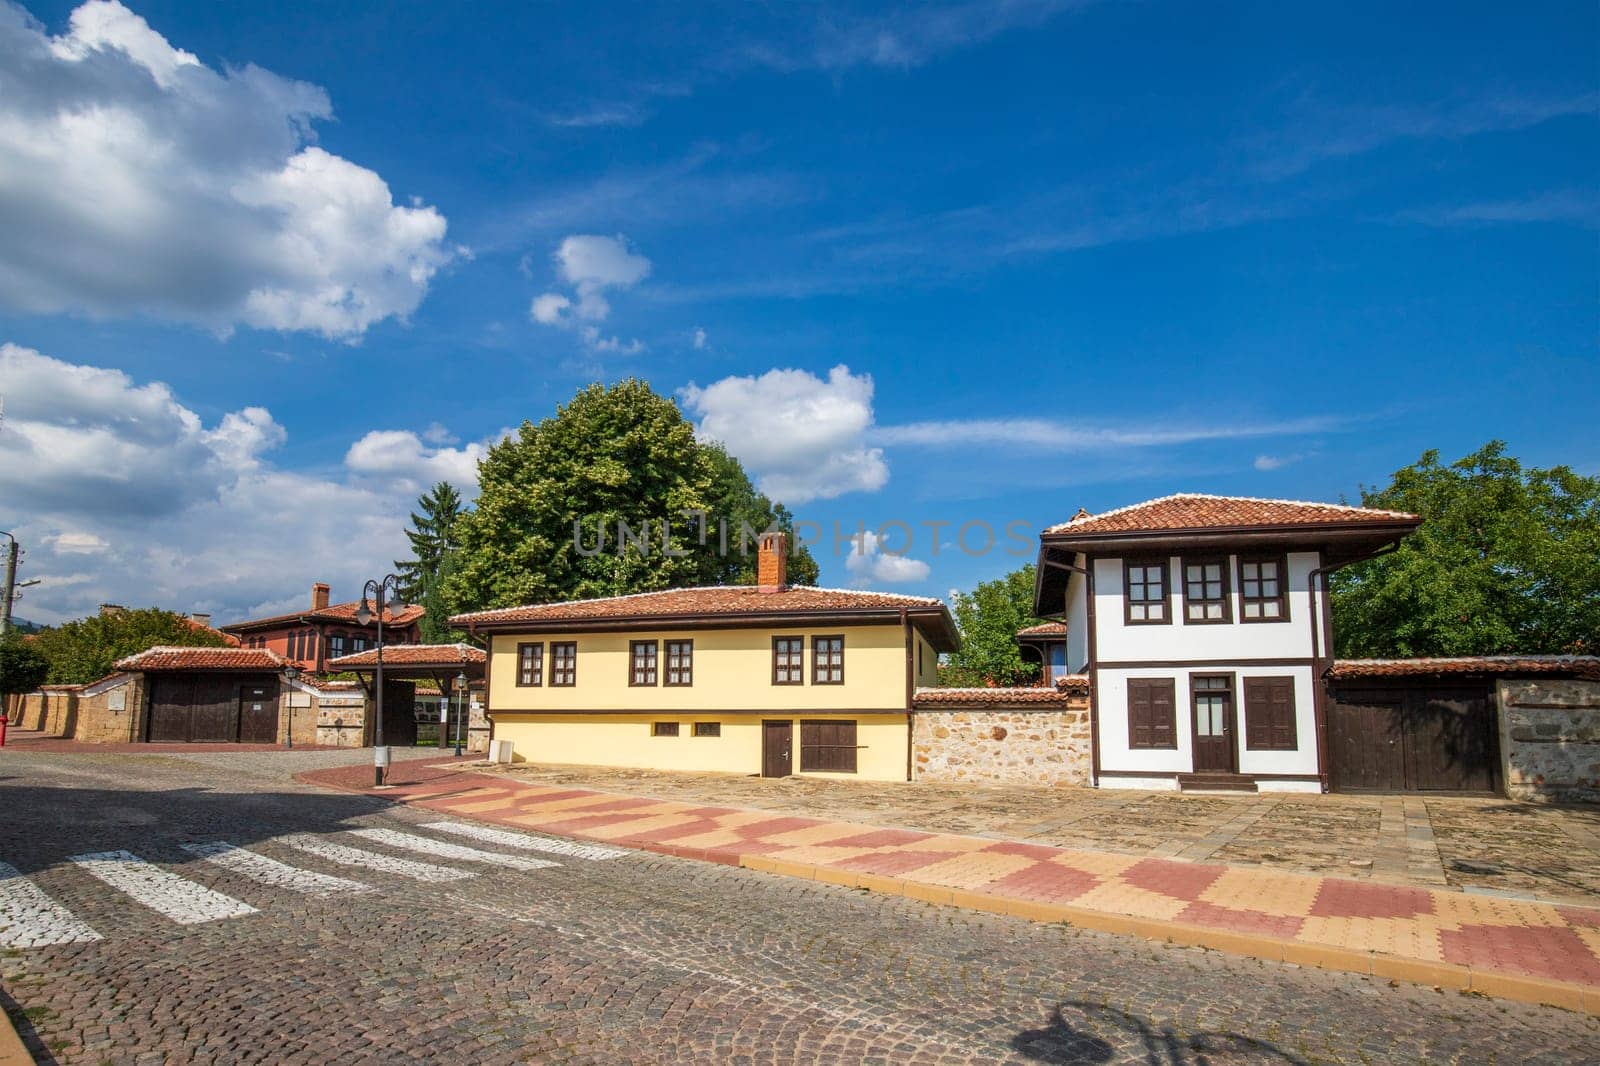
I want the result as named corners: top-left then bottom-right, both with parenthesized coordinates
top-left (348, 828), bottom-right (561, 871)
top-left (180, 842), bottom-right (372, 897)
top-left (277, 834), bottom-right (474, 882)
top-left (0, 862), bottom-right (102, 948)
top-left (69, 851), bottom-right (257, 925)
top-left (421, 821), bottom-right (625, 861)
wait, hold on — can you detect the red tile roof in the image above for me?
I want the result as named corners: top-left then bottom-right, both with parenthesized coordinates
top-left (326, 643), bottom-right (486, 669)
top-left (221, 601), bottom-right (424, 633)
top-left (1015, 622), bottom-right (1068, 638)
top-left (913, 684), bottom-right (1086, 707)
top-left (182, 616), bottom-right (240, 647)
top-left (1328, 656), bottom-right (1600, 680)
top-left (115, 646), bottom-right (289, 672)
top-left (451, 585), bottom-right (957, 647)
top-left (1044, 494), bottom-right (1418, 536)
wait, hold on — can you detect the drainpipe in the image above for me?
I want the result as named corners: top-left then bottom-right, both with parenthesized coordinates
top-left (1042, 554), bottom-right (1096, 787)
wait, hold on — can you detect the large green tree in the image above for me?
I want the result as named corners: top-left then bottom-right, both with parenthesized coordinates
top-left (395, 481), bottom-right (464, 601)
top-left (1332, 441), bottom-right (1599, 657)
top-left (943, 563), bottom-right (1048, 687)
top-left (30, 608), bottom-right (230, 685)
top-left (0, 634), bottom-right (50, 696)
top-left (445, 380), bottom-right (817, 613)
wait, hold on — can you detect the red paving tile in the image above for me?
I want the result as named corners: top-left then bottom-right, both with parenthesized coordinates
top-left (983, 861), bottom-right (1099, 902)
top-left (1121, 859), bottom-right (1226, 901)
top-left (827, 828), bottom-right (935, 848)
top-left (1309, 879), bottom-right (1435, 920)
top-left (1439, 925), bottom-right (1600, 984)
top-left (1178, 901), bottom-right (1306, 938)
top-left (831, 849), bottom-right (953, 876)
top-left (986, 841), bottom-right (1071, 862)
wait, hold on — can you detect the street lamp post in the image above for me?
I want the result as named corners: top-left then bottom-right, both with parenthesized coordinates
top-left (357, 573), bottom-right (404, 788)
top-left (454, 670), bottom-right (468, 757)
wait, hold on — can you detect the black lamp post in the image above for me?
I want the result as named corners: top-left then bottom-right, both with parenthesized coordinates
top-left (453, 670), bottom-right (468, 757)
top-left (356, 573), bottom-right (404, 787)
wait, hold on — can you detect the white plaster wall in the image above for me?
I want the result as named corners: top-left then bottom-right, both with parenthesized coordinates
top-left (1066, 564), bottom-right (1089, 672)
top-left (1097, 665), bottom-right (1319, 777)
top-left (1092, 551), bottom-right (1321, 663)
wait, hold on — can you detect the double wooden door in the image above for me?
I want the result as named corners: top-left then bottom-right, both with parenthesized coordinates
top-left (1328, 681), bottom-right (1498, 792)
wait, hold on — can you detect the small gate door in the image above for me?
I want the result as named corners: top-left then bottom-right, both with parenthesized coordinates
top-left (762, 719), bottom-right (792, 778)
top-left (1190, 675), bottom-right (1236, 773)
top-left (238, 680), bottom-right (279, 744)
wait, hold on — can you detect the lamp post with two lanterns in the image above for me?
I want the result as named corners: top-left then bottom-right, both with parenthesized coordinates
top-left (356, 573), bottom-right (405, 788)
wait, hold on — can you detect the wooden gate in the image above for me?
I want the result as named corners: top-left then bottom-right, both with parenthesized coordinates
top-left (147, 673), bottom-right (277, 743)
top-left (1327, 679), bottom-right (1499, 793)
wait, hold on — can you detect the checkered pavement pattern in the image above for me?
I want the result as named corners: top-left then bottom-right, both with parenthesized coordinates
top-left (342, 769), bottom-right (1600, 989)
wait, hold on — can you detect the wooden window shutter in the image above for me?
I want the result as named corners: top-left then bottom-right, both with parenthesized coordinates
top-left (1244, 677), bottom-right (1297, 750)
top-left (1128, 679), bottom-right (1176, 749)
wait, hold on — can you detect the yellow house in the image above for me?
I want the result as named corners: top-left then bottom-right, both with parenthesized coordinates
top-left (450, 534), bottom-right (959, 782)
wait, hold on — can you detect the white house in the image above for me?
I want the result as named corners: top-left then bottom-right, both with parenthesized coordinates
top-left (1033, 495), bottom-right (1420, 792)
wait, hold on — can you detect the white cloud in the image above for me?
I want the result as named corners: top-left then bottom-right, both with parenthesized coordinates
top-left (680, 365), bottom-right (889, 504)
top-left (692, 327), bottom-right (708, 350)
top-left (0, 341), bottom-right (482, 626)
top-left (874, 415), bottom-right (1347, 450)
top-left (529, 234), bottom-right (650, 352)
top-left (0, 0), bottom-right (459, 339)
top-left (1253, 453), bottom-right (1305, 472)
top-left (844, 530), bottom-right (931, 587)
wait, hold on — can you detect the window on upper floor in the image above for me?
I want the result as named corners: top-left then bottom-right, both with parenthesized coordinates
top-left (772, 637), bottom-right (804, 685)
top-left (550, 642), bottom-right (577, 686)
top-left (1238, 555), bottom-right (1288, 622)
top-left (665, 640), bottom-right (693, 687)
top-left (327, 633), bottom-right (347, 659)
top-left (1182, 557), bottom-right (1231, 624)
top-left (812, 636), bottom-right (844, 685)
top-left (630, 640), bottom-right (658, 686)
top-left (516, 642), bottom-right (543, 686)
top-left (1124, 558), bottom-right (1170, 625)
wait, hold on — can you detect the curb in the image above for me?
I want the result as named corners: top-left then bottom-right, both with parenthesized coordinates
top-left (739, 854), bottom-right (1598, 1016)
top-left (298, 771), bottom-right (1600, 1016)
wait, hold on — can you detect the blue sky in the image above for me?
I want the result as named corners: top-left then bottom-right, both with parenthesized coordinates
top-left (0, 0), bottom-right (1594, 624)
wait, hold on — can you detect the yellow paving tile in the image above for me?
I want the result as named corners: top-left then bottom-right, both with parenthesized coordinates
top-left (884, 834), bottom-right (990, 855)
top-left (1070, 882), bottom-right (1189, 922)
top-left (1296, 916), bottom-right (1444, 961)
top-left (1052, 852), bottom-right (1139, 878)
top-left (513, 794), bottom-right (654, 816)
top-left (659, 828), bottom-right (747, 850)
top-left (898, 852), bottom-right (1036, 890)
top-left (450, 795), bottom-right (525, 814)
top-left (761, 823), bottom-right (877, 847)
top-left (1428, 892), bottom-right (1566, 931)
top-left (766, 844), bottom-right (878, 865)
top-left (1200, 868), bottom-right (1322, 918)
top-left (572, 814), bottom-right (699, 839)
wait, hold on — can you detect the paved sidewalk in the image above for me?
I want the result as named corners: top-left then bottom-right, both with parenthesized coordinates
top-left (300, 760), bottom-right (1600, 1014)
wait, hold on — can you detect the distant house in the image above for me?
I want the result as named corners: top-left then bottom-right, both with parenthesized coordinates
top-left (1015, 621), bottom-right (1069, 687)
top-left (221, 583), bottom-right (423, 672)
top-left (451, 533), bottom-right (960, 781)
top-left (1033, 494), bottom-right (1421, 792)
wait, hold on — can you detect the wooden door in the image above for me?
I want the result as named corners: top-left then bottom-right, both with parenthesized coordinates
top-left (147, 676), bottom-right (194, 742)
top-left (1190, 675), bottom-right (1236, 773)
top-left (1329, 693), bottom-right (1407, 790)
top-left (189, 676), bottom-right (237, 742)
top-left (1404, 686), bottom-right (1498, 792)
top-left (762, 719), bottom-right (792, 778)
top-left (238, 680), bottom-right (279, 744)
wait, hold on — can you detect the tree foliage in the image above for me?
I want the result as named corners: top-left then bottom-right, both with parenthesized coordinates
top-left (445, 380), bottom-right (817, 613)
top-left (395, 481), bottom-right (464, 601)
top-left (29, 608), bottom-right (230, 685)
top-left (0, 634), bottom-right (50, 696)
top-left (1332, 441), bottom-right (1599, 657)
top-left (942, 564), bottom-right (1047, 687)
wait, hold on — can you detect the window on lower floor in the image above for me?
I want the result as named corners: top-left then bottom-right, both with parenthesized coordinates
top-left (693, 721), bottom-right (720, 738)
top-left (1243, 676), bottom-right (1297, 750)
top-left (800, 719), bottom-right (857, 772)
top-left (652, 721), bottom-right (679, 737)
top-left (1127, 678), bottom-right (1177, 749)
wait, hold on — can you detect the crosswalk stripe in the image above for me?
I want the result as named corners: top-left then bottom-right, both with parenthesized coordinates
top-left (421, 821), bottom-right (625, 861)
top-left (348, 828), bottom-right (561, 871)
top-left (0, 862), bottom-right (102, 948)
top-left (180, 842), bottom-right (372, 897)
top-left (69, 850), bottom-right (257, 925)
top-left (278, 834), bottom-right (474, 882)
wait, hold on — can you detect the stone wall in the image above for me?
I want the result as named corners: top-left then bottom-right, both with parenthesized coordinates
top-left (912, 691), bottom-right (1091, 787)
top-left (1499, 678), bottom-right (1600, 803)
top-left (72, 676), bottom-right (146, 744)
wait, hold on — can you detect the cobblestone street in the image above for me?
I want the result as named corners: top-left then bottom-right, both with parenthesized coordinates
top-left (0, 749), bottom-right (1595, 1064)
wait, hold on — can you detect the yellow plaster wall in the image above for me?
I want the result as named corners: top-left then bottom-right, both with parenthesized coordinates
top-left (487, 623), bottom-right (909, 712)
top-left (490, 712), bottom-right (909, 781)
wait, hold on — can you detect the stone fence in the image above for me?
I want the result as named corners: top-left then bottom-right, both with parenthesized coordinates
top-left (911, 682), bottom-right (1091, 788)
top-left (1499, 678), bottom-right (1600, 803)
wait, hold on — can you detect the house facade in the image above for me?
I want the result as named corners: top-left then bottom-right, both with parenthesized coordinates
top-left (1034, 495), bottom-right (1421, 792)
top-left (221, 582), bottom-right (423, 671)
top-left (451, 534), bottom-right (958, 782)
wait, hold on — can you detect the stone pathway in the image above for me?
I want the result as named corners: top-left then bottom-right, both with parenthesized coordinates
top-left (451, 760), bottom-right (1600, 903)
top-left (300, 760), bottom-right (1600, 1013)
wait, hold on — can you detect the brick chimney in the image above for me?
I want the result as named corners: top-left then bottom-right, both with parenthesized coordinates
top-left (311, 582), bottom-right (331, 610)
top-left (190, 612), bottom-right (211, 627)
top-left (756, 532), bottom-right (788, 593)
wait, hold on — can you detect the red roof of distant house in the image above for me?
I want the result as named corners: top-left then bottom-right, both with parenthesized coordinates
top-left (1015, 622), bottom-right (1068, 638)
top-left (913, 684), bottom-right (1085, 707)
top-left (221, 601), bottom-right (424, 634)
top-left (115, 646), bottom-right (289, 672)
top-left (326, 643), bottom-right (485, 669)
top-left (1044, 494), bottom-right (1418, 536)
top-left (451, 585), bottom-right (959, 648)
top-left (182, 616), bottom-right (240, 647)
top-left (1328, 656), bottom-right (1600, 680)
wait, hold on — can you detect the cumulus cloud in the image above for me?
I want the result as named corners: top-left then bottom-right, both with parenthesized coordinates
top-left (0, 0), bottom-right (458, 339)
top-left (844, 529), bottom-right (931, 587)
top-left (679, 365), bottom-right (889, 504)
top-left (0, 342), bottom-right (484, 625)
top-left (530, 234), bottom-right (649, 352)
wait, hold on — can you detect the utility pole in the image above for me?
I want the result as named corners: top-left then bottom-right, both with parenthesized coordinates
top-left (0, 533), bottom-right (17, 639)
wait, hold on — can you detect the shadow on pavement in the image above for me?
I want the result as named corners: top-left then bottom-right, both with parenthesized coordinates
top-left (1012, 1001), bottom-right (1308, 1064)
top-left (0, 984), bottom-right (60, 1065)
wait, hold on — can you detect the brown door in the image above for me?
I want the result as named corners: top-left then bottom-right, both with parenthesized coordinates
top-left (238, 680), bottom-right (279, 744)
top-left (1328, 681), bottom-right (1497, 792)
top-left (762, 719), bottom-right (792, 778)
top-left (147, 676), bottom-right (193, 742)
top-left (1190, 675), bottom-right (1236, 773)
top-left (189, 676), bottom-right (237, 742)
